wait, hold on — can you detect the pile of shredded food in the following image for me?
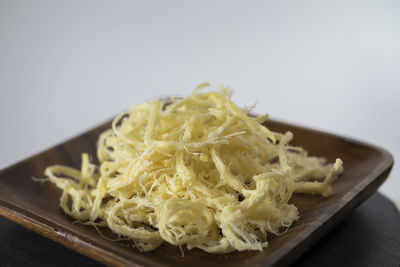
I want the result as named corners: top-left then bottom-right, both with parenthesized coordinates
top-left (45, 84), bottom-right (343, 254)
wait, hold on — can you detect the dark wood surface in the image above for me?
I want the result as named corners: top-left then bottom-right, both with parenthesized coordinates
top-left (0, 192), bottom-right (398, 267)
top-left (0, 120), bottom-right (394, 266)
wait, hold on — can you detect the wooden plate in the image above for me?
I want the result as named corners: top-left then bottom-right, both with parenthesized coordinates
top-left (0, 120), bottom-right (393, 266)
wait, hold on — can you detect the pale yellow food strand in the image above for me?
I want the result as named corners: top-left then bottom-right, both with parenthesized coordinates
top-left (44, 85), bottom-right (343, 253)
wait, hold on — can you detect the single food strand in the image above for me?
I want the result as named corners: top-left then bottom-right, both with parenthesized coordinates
top-left (45, 84), bottom-right (343, 253)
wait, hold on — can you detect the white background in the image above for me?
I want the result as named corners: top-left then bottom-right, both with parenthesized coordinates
top-left (0, 1), bottom-right (399, 201)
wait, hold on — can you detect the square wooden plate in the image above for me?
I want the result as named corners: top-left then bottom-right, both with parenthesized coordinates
top-left (0, 119), bottom-right (393, 266)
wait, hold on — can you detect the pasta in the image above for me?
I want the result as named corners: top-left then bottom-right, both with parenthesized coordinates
top-left (45, 84), bottom-right (343, 253)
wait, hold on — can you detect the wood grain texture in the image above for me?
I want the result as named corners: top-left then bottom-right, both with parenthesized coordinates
top-left (0, 119), bottom-right (394, 267)
top-left (295, 193), bottom-right (400, 267)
